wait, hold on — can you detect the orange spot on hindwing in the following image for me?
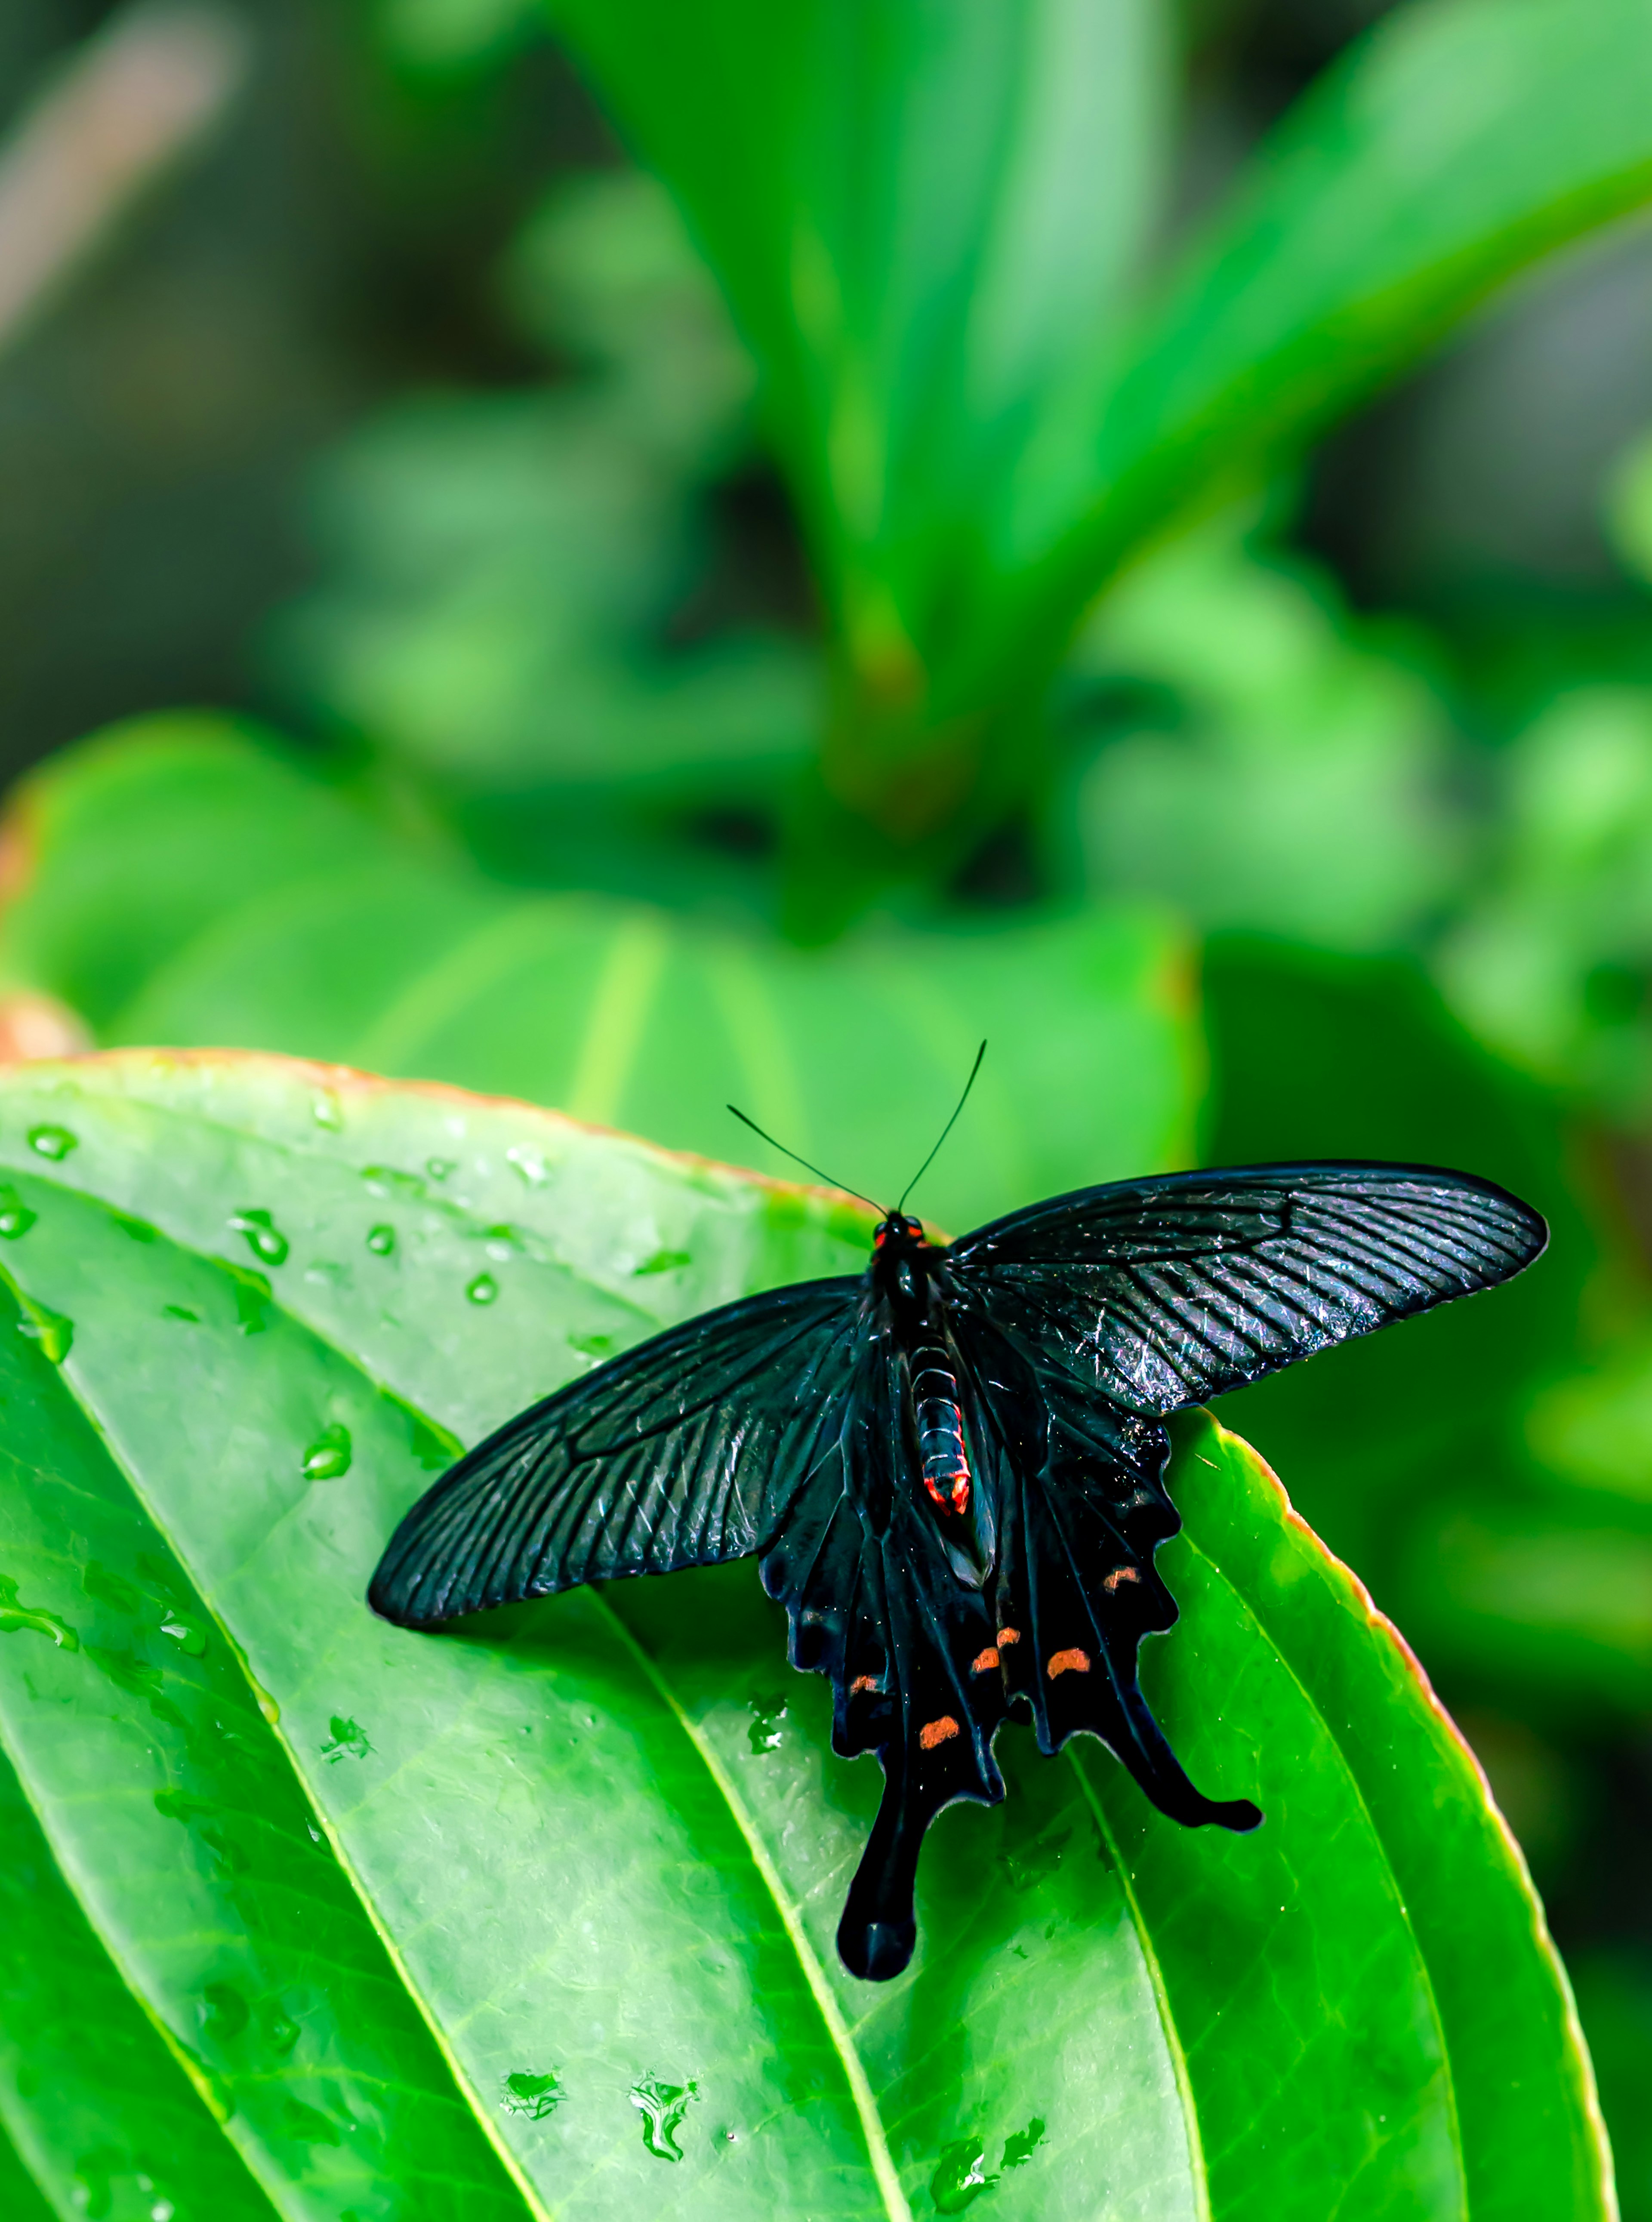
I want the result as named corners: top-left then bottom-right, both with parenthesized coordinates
top-left (1046, 1648), bottom-right (1091, 1679)
top-left (996, 1626), bottom-right (1020, 1647)
top-left (918, 1715), bottom-right (960, 1750)
top-left (1103, 1566), bottom-right (1140, 1592)
top-left (970, 1646), bottom-right (999, 1674)
top-left (850, 1675), bottom-right (879, 1695)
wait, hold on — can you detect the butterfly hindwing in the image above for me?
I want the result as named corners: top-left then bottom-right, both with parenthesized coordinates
top-left (369, 1277), bottom-right (863, 1625)
top-left (952, 1302), bottom-right (1260, 1831)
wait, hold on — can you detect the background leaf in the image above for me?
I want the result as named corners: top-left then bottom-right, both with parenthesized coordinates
top-left (0, 718), bottom-right (1197, 1236)
top-left (0, 1050), bottom-right (1608, 2218)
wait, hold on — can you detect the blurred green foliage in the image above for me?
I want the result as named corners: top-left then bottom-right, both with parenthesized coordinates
top-left (7, 0), bottom-right (1652, 2206)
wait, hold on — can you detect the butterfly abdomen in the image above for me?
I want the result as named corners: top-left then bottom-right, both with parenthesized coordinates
top-left (910, 1341), bottom-right (971, 1513)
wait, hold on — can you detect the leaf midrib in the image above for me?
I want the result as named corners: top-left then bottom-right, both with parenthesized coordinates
top-left (598, 1597), bottom-right (915, 2222)
top-left (0, 1247), bottom-right (556, 2222)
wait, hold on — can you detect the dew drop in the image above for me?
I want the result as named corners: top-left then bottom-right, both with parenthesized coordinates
top-left (27, 1123), bottom-right (75, 1161)
top-left (0, 1184), bottom-right (35, 1238)
top-left (83, 1563), bottom-right (139, 1614)
top-left (1002, 2117), bottom-right (1046, 2170)
top-left (302, 1423), bottom-right (352, 1482)
top-left (162, 1304), bottom-right (199, 1324)
top-left (747, 1693), bottom-right (788, 1754)
top-left (465, 1272), bottom-right (499, 1307)
top-left (200, 1981), bottom-right (249, 2042)
top-left (500, 2069), bottom-right (561, 2121)
top-left (311, 1091), bottom-right (343, 1132)
top-left (160, 1615), bottom-right (206, 1657)
top-left (227, 1209), bottom-right (289, 1266)
top-left (630, 2075), bottom-right (697, 2161)
top-left (0, 1574), bottom-right (77, 1650)
top-left (931, 2138), bottom-right (996, 2213)
top-left (152, 2200), bottom-right (175, 2221)
top-left (506, 1145), bottom-right (550, 1188)
top-left (321, 1715), bottom-right (371, 1763)
top-left (17, 1303), bottom-right (72, 1363)
top-left (265, 2009), bottom-right (300, 2058)
top-left (425, 1156), bottom-right (456, 1182)
top-left (635, 1248), bottom-right (691, 1277)
top-left (281, 2096), bottom-right (342, 2147)
top-left (361, 1163), bottom-right (424, 1201)
top-left (366, 1223), bottom-right (395, 1257)
top-left (568, 1330), bottom-right (615, 1360)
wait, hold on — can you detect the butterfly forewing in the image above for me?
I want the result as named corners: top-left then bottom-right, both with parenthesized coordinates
top-left (369, 1277), bottom-right (863, 1625)
top-left (943, 1164), bottom-right (1546, 1415)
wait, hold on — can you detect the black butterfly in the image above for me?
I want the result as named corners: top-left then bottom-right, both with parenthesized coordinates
top-left (370, 1131), bottom-right (1545, 1982)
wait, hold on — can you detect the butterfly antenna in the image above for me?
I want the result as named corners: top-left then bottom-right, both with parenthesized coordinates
top-left (897, 1040), bottom-right (986, 1214)
top-left (726, 1104), bottom-right (889, 1217)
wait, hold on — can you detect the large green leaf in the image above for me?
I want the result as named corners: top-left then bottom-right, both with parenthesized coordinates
top-left (545, 0), bottom-right (1168, 749)
top-left (546, 0), bottom-right (1652, 841)
top-left (972, 0), bottom-right (1652, 718)
top-left (0, 1051), bottom-right (1610, 2217)
top-left (0, 718), bottom-right (1196, 1237)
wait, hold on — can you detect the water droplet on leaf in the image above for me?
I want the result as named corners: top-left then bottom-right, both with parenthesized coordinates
top-left (227, 1209), bottom-right (288, 1266)
top-left (635, 1249), bottom-right (691, 1276)
top-left (27, 1124), bottom-right (75, 1161)
top-left (465, 1272), bottom-right (498, 1306)
top-left (226, 1267), bottom-right (271, 1336)
top-left (281, 2096), bottom-right (342, 2146)
top-left (630, 2075), bottom-right (697, 2161)
top-left (1002, 2118), bottom-right (1045, 2170)
top-left (500, 2070), bottom-right (561, 2120)
top-left (366, 1223), bottom-right (395, 1257)
top-left (321, 1715), bottom-right (371, 1763)
top-left (0, 1184), bottom-right (35, 1238)
top-left (506, 1145), bottom-right (550, 1188)
top-left (931, 2138), bottom-right (996, 2213)
top-left (311, 1091), bottom-right (343, 1131)
top-left (425, 1156), bottom-right (456, 1182)
top-left (361, 1164), bottom-right (425, 1201)
top-left (747, 1693), bottom-right (788, 1754)
top-left (302, 1424), bottom-right (352, 1481)
top-left (83, 1563), bottom-right (139, 1615)
top-left (200, 1981), bottom-right (248, 2042)
top-left (16, 1303), bottom-right (71, 1362)
top-left (0, 1573), bottom-right (77, 1649)
top-left (568, 1331), bottom-right (615, 1360)
top-left (162, 1304), bottom-right (199, 1324)
top-left (160, 1615), bottom-right (206, 1656)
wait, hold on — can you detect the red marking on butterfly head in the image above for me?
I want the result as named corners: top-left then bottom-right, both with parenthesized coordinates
top-left (875, 1211), bottom-right (924, 1249)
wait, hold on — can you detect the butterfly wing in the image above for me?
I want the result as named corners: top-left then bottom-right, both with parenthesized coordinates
top-left (368, 1277), bottom-right (864, 1626)
top-left (943, 1162), bottom-right (1546, 1414)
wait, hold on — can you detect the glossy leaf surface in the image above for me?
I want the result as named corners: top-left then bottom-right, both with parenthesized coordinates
top-left (0, 1051), bottom-right (1609, 2219)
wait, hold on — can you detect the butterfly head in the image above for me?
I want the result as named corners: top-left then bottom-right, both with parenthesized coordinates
top-left (873, 1211), bottom-right (925, 1251)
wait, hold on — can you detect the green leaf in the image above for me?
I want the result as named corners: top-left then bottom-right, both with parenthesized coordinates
top-left (0, 1051), bottom-right (1610, 2217)
top-left (546, 0), bottom-right (1169, 689)
top-left (0, 719), bottom-right (1197, 1236)
top-left (980, 0), bottom-right (1652, 698)
top-left (0, 1747), bottom-right (279, 2222)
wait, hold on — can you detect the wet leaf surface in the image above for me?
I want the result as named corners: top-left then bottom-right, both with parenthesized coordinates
top-left (0, 1052), bottom-right (1609, 2219)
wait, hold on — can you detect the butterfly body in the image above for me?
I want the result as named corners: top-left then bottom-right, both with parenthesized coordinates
top-left (370, 1161), bottom-right (1547, 1982)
